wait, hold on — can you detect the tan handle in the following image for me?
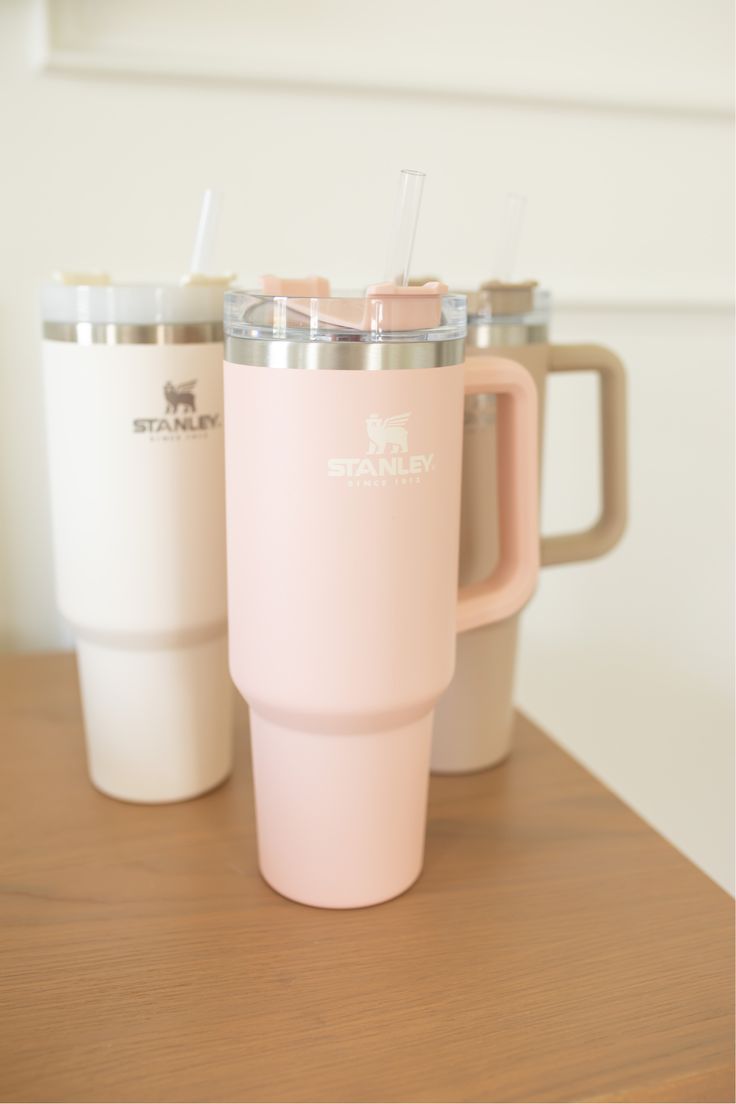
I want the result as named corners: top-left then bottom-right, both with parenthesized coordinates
top-left (541, 344), bottom-right (628, 566)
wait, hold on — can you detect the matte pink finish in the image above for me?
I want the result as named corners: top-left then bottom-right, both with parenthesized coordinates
top-left (224, 354), bottom-right (537, 908)
top-left (250, 714), bottom-right (431, 909)
top-left (458, 356), bottom-right (539, 631)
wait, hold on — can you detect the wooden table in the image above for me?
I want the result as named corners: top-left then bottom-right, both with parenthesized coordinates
top-left (0, 653), bottom-right (733, 1104)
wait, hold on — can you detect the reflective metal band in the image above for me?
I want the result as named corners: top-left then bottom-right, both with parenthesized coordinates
top-left (42, 321), bottom-right (224, 345)
top-left (467, 321), bottom-right (548, 349)
top-left (225, 336), bottom-right (465, 371)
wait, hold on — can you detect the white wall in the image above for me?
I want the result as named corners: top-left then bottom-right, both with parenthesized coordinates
top-left (521, 306), bottom-right (734, 893)
top-left (0, 0), bottom-right (733, 890)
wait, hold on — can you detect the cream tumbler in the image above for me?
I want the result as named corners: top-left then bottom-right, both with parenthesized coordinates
top-left (432, 281), bottom-right (628, 773)
top-left (224, 286), bottom-right (539, 908)
top-left (42, 278), bottom-right (233, 803)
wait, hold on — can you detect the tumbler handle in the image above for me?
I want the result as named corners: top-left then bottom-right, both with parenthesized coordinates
top-left (457, 356), bottom-right (539, 633)
top-left (541, 344), bottom-right (628, 566)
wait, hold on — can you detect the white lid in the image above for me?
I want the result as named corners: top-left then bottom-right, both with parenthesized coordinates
top-left (41, 276), bottom-right (230, 325)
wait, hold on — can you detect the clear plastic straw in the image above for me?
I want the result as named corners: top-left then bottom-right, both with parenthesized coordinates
top-left (189, 188), bottom-right (222, 275)
top-left (494, 192), bottom-right (527, 282)
top-left (384, 169), bottom-right (426, 286)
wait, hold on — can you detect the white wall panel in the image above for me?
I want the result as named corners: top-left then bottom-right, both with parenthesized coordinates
top-left (38, 0), bottom-right (734, 116)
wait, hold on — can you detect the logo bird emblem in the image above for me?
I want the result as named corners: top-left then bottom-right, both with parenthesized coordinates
top-left (365, 413), bottom-right (410, 455)
top-left (164, 380), bottom-right (197, 414)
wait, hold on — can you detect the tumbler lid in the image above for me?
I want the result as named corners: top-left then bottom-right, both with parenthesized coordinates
top-left (467, 281), bottom-right (551, 325)
top-left (464, 281), bottom-right (550, 349)
top-left (224, 284), bottom-right (466, 345)
top-left (41, 274), bottom-right (230, 325)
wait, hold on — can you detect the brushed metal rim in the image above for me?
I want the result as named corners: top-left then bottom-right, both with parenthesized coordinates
top-left (43, 321), bottom-right (224, 345)
top-left (467, 321), bottom-right (548, 349)
top-left (224, 336), bottom-right (464, 371)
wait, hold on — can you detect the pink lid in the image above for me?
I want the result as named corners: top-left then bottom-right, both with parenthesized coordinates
top-left (260, 274), bottom-right (331, 297)
top-left (225, 282), bottom-right (462, 343)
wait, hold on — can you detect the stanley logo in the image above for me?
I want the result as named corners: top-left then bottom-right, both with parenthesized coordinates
top-left (133, 380), bottom-right (221, 437)
top-left (328, 412), bottom-right (435, 485)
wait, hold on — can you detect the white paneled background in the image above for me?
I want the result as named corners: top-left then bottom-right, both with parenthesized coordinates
top-left (1, 0), bottom-right (733, 890)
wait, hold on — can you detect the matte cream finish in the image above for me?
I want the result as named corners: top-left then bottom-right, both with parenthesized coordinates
top-left (432, 337), bottom-right (627, 773)
top-left (42, 332), bottom-right (233, 802)
top-left (77, 633), bottom-right (232, 804)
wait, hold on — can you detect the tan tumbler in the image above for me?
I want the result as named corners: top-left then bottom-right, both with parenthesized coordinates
top-left (432, 280), bottom-right (628, 773)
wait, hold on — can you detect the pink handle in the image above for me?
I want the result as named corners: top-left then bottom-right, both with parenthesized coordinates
top-left (457, 355), bottom-right (539, 634)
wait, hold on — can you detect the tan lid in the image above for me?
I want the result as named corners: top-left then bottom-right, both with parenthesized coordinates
top-left (468, 280), bottom-right (538, 317)
top-left (410, 276), bottom-right (538, 317)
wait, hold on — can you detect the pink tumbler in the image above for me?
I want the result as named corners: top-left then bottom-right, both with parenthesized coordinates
top-left (224, 285), bottom-right (538, 908)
